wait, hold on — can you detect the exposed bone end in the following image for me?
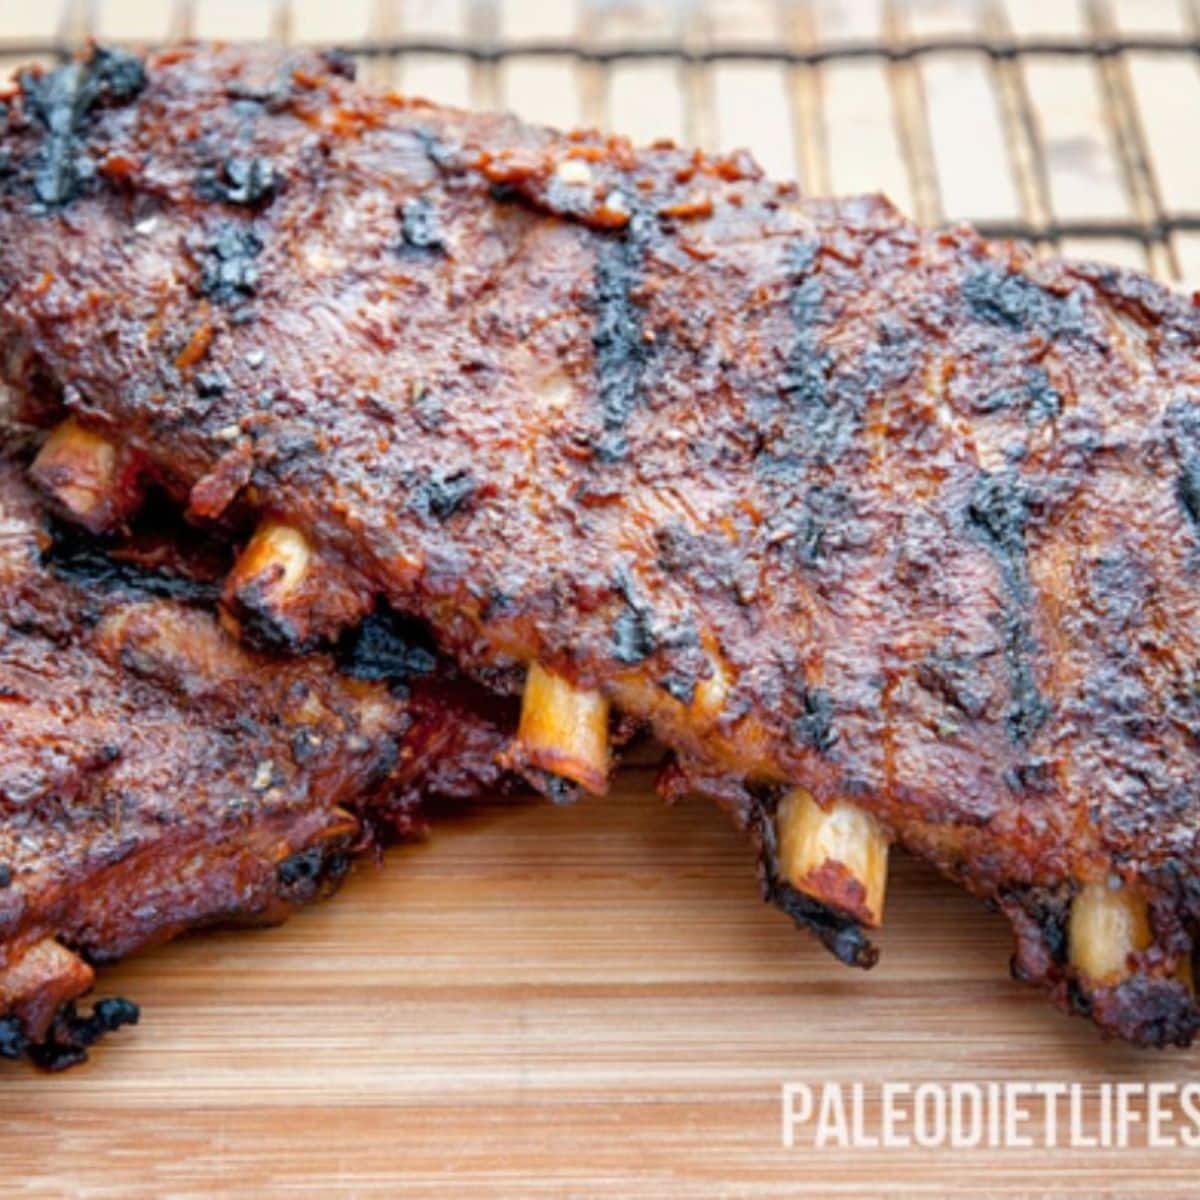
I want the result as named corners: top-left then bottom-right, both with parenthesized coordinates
top-left (30, 418), bottom-right (143, 534)
top-left (234, 520), bottom-right (312, 592)
top-left (0, 938), bottom-right (95, 1041)
top-left (1068, 881), bottom-right (1153, 987)
top-left (223, 520), bottom-right (370, 650)
top-left (776, 788), bottom-right (890, 928)
top-left (691, 652), bottom-right (729, 725)
top-left (509, 662), bottom-right (611, 795)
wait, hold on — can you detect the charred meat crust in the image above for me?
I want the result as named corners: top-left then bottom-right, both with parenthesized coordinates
top-left (0, 996), bottom-right (139, 1071)
top-left (6, 45), bottom-right (1200, 1044)
top-left (0, 456), bottom-right (515, 1067)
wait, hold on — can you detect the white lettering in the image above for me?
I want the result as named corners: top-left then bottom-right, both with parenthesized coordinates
top-left (815, 1083), bottom-right (850, 1149)
top-left (781, 1083), bottom-right (813, 1148)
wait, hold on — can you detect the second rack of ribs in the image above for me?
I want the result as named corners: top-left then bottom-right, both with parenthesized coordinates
top-left (2, 44), bottom-right (1199, 1046)
top-left (0, 449), bottom-right (514, 1066)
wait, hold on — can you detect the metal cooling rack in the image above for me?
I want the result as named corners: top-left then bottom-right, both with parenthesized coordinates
top-left (5, 0), bottom-right (1200, 283)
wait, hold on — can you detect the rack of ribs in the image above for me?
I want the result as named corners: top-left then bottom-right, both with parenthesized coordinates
top-left (0, 446), bottom-right (514, 1068)
top-left (2, 42), bottom-right (1199, 1046)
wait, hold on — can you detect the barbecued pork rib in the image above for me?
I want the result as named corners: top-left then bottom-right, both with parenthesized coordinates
top-left (3, 44), bottom-right (1200, 1046)
top-left (0, 455), bottom-right (513, 1068)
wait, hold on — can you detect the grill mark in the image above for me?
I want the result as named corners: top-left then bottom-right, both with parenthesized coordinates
top-left (756, 240), bottom-right (865, 538)
top-left (966, 472), bottom-right (1050, 745)
top-left (590, 215), bottom-right (652, 463)
top-left (195, 156), bottom-right (280, 208)
top-left (962, 266), bottom-right (1074, 335)
top-left (17, 46), bottom-right (146, 208)
top-left (1164, 398), bottom-right (1200, 535)
top-left (610, 567), bottom-right (657, 664)
top-left (1179, 458), bottom-right (1200, 529)
top-left (973, 366), bottom-right (1062, 424)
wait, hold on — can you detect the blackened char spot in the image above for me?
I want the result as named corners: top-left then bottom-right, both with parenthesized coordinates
top-left (335, 605), bottom-right (437, 684)
top-left (1000, 611), bottom-right (1050, 743)
top-left (611, 569), bottom-right (657, 663)
top-left (962, 266), bottom-right (1073, 334)
top-left (0, 1017), bottom-right (26, 1060)
top-left (397, 195), bottom-right (445, 253)
top-left (1015, 887), bottom-right (1070, 966)
top-left (25, 996), bottom-right (139, 1071)
top-left (319, 49), bottom-right (357, 80)
top-left (966, 471), bottom-right (1028, 562)
top-left (194, 370), bottom-right (228, 399)
top-left (0, 864), bottom-right (12, 888)
top-left (766, 484), bottom-right (856, 567)
top-left (414, 468), bottom-right (475, 520)
top-left (46, 519), bottom-right (222, 607)
top-left (18, 45), bottom-right (146, 208)
top-left (763, 869), bottom-right (878, 969)
top-left (195, 157), bottom-right (280, 208)
top-left (612, 603), bottom-right (654, 664)
top-left (1166, 398), bottom-right (1200, 534)
top-left (756, 239), bottom-right (869, 571)
top-left (793, 687), bottom-right (836, 752)
top-left (661, 673), bottom-right (696, 705)
top-left (276, 844), bottom-right (351, 903)
top-left (591, 216), bottom-right (651, 462)
top-left (489, 181), bottom-right (520, 205)
top-left (1024, 368), bottom-right (1062, 423)
top-left (973, 367), bottom-right (1061, 423)
top-left (770, 238), bottom-right (861, 466)
top-left (1179, 458), bottom-right (1200, 528)
top-left (412, 126), bottom-right (460, 170)
top-left (966, 472), bottom-right (1050, 744)
top-left (778, 243), bottom-right (827, 412)
top-left (200, 223), bottom-right (263, 304)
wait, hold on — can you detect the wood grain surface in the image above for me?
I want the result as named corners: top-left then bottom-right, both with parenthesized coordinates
top-left (3, 768), bottom-right (1199, 1197)
top-left (3, 1), bottom-right (1200, 1195)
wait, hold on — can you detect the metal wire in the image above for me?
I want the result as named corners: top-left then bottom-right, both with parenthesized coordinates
top-left (10, 32), bottom-right (1199, 64)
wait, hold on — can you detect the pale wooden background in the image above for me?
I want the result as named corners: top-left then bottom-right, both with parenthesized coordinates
top-left (3, 2), bottom-right (1200, 1196)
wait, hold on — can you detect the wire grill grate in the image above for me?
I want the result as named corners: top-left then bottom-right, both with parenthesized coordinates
top-left (5, 1), bottom-right (1200, 283)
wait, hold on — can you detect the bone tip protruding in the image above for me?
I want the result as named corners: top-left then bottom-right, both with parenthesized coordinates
top-left (775, 788), bottom-right (891, 928)
top-left (30, 417), bottom-right (142, 534)
top-left (223, 519), bottom-right (315, 646)
top-left (224, 519), bottom-right (374, 651)
top-left (230, 520), bottom-right (313, 594)
top-left (1068, 880), bottom-right (1153, 988)
top-left (511, 661), bottom-right (611, 796)
top-left (0, 938), bottom-right (95, 1042)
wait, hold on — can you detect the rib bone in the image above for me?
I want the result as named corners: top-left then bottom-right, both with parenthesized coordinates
top-left (1068, 881), bottom-right (1152, 986)
top-left (510, 662), bottom-right (611, 795)
top-left (776, 788), bottom-right (890, 927)
top-left (223, 519), bottom-right (370, 650)
top-left (30, 418), bottom-right (142, 534)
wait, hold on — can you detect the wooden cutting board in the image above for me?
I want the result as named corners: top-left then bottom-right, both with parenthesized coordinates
top-left (1, 767), bottom-right (1197, 1197)
top-left (4, 1), bottom-right (1200, 1194)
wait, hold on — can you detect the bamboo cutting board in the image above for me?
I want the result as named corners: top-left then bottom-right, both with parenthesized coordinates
top-left (4, 773), bottom-right (1200, 1196)
top-left (5, 0), bottom-right (1200, 1195)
